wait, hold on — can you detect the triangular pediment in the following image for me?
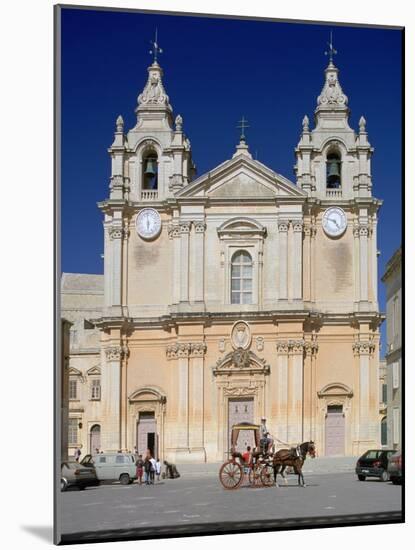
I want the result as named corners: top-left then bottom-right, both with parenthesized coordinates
top-left (176, 156), bottom-right (306, 200)
top-left (87, 366), bottom-right (101, 376)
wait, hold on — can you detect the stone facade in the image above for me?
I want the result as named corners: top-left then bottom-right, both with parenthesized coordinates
top-left (62, 55), bottom-right (383, 461)
top-left (60, 318), bottom-right (72, 461)
top-left (381, 247), bottom-right (402, 450)
top-left (61, 273), bottom-right (104, 457)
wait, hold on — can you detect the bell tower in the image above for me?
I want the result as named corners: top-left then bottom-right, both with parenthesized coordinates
top-left (295, 37), bottom-right (381, 313)
top-left (295, 42), bottom-right (373, 202)
top-left (106, 33), bottom-right (195, 205)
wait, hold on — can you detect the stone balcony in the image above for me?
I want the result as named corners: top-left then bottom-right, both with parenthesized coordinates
top-left (326, 188), bottom-right (342, 198)
top-left (140, 190), bottom-right (159, 200)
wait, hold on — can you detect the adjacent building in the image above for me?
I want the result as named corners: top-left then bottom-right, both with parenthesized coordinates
top-left (381, 246), bottom-right (402, 450)
top-left (61, 274), bottom-right (104, 457)
top-left (62, 48), bottom-right (384, 461)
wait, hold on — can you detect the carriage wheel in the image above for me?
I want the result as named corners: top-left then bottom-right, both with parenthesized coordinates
top-left (219, 461), bottom-right (243, 490)
top-left (260, 464), bottom-right (274, 487)
top-left (248, 464), bottom-right (263, 486)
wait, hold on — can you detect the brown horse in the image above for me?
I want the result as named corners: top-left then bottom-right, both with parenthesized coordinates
top-left (272, 441), bottom-right (316, 487)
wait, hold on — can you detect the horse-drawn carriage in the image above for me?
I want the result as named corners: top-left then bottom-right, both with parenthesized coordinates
top-left (219, 422), bottom-right (316, 489)
top-left (219, 422), bottom-right (274, 490)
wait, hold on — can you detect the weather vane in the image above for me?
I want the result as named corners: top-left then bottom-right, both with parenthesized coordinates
top-left (237, 116), bottom-right (250, 141)
top-left (324, 31), bottom-right (337, 63)
top-left (149, 28), bottom-right (163, 63)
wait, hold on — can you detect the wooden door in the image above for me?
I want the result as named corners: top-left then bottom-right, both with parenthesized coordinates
top-left (325, 406), bottom-right (345, 456)
top-left (228, 398), bottom-right (254, 453)
top-left (89, 425), bottom-right (101, 454)
top-left (137, 412), bottom-right (157, 457)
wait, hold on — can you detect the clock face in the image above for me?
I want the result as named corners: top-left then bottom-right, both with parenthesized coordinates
top-left (322, 207), bottom-right (347, 237)
top-left (135, 208), bottom-right (162, 240)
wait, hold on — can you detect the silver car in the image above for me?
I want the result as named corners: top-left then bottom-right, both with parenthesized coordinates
top-left (81, 453), bottom-right (137, 485)
top-left (61, 461), bottom-right (99, 491)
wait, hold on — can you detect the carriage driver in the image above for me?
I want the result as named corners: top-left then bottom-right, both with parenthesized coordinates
top-left (260, 417), bottom-right (273, 455)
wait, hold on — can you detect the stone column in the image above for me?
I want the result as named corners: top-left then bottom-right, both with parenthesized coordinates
top-left (102, 345), bottom-right (128, 451)
top-left (287, 340), bottom-right (304, 443)
top-left (179, 222), bottom-right (191, 303)
top-left (168, 224), bottom-right (181, 304)
top-left (353, 339), bottom-right (374, 450)
top-left (353, 223), bottom-right (361, 303)
top-left (193, 222), bottom-right (206, 304)
top-left (303, 338), bottom-right (318, 442)
top-left (303, 224), bottom-right (311, 302)
top-left (278, 220), bottom-right (289, 300)
top-left (177, 343), bottom-right (191, 448)
top-left (359, 225), bottom-right (369, 303)
top-left (103, 220), bottom-right (112, 308)
top-left (292, 222), bottom-right (303, 300)
top-left (121, 225), bottom-right (130, 308)
top-left (188, 343), bottom-right (207, 460)
top-left (371, 218), bottom-right (378, 305)
top-left (276, 342), bottom-right (289, 443)
top-left (108, 225), bottom-right (124, 309)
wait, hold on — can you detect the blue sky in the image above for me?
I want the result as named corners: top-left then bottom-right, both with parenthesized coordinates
top-left (60, 8), bottom-right (402, 354)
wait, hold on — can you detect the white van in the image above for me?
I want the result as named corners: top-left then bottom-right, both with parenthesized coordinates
top-left (81, 453), bottom-right (137, 485)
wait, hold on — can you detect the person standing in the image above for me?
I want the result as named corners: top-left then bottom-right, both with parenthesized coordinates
top-left (155, 458), bottom-right (161, 482)
top-left (74, 448), bottom-right (81, 462)
top-left (135, 454), bottom-right (144, 485)
top-left (149, 455), bottom-right (157, 484)
top-left (144, 455), bottom-right (152, 485)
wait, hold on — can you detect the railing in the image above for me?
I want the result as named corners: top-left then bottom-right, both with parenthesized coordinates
top-left (140, 190), bottom-right (158, 200)
top-left (326, 188), bottom-right (342, 198)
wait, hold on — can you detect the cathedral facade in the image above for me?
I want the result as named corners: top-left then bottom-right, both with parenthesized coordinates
top-left (63, 51), bottom-right (382, 462)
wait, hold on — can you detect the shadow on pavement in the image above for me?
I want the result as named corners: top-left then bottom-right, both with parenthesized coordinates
top-left (21, 525), bottom-right (53, 543)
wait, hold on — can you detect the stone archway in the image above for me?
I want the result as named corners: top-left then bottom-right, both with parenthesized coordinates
top-left (128, 386), bottom-right (166, 459)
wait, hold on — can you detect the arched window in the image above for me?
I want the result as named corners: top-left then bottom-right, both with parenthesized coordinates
top-left (142, 150), bottom-right (158, 190)
top-left (231, 250), bottom-right (253, 304)
top-left (326, 151), bottom-right (341, 189)
top-left (381, 416), bottom-right (387, 446)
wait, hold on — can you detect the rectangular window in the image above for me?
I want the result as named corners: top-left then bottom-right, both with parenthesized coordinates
top-left (382, 383), bottom-right (387, 403)
top-left (393, 407), bottom-right (400, 445)
top-left (91, 379), bottom-right (101, 400)
top-left (392, 362), bottom-right (399, 389)
top-left (68, 418), bottom-right (78, 445)
top-left (69, 379), bottom-right (77, 400)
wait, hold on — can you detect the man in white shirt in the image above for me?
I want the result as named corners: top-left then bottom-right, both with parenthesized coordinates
top-left (149, 456), bottom-right (157, 484)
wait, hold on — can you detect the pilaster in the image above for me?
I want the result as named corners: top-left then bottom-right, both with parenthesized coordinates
top-left (353, 337), bottom-right (375, 451)
top-left (193, 222), bottom-right (206, 304)
top-left (179, 222), bottom-right (191, 303)
top-left (292, 221), bottom-right (303, 300)
top-left (276, 341), bottom-right (289, 442)
top-left (168, 223), bottom-right (181, 304)
top-left (102, 344), bottom-right (129, 451)
top-left (287, 340), bottom-right (305, 443)
top-left (278, 220), bottom-right (289, 300)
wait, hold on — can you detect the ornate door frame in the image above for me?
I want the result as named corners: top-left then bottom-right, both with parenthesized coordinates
top-left (213, 349), bottom-right (270, 461)
top-left (128, 386), bottom-right (166, 459)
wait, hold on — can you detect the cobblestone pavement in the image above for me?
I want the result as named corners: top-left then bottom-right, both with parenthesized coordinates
top-left (59, 461), bottom-right (402, 542)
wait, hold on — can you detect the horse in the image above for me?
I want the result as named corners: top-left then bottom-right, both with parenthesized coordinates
top-left (272, 441), bottom-right (316, 487)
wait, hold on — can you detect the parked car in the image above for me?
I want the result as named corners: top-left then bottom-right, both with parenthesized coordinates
top-left (61, 461), bottom-right (99, 491)
top-left (387, 451), bottom-right (402, 485)
top-left (355, 449), bottom-right (396, 481)
top-left (81, 453), bottom-right (137, 485)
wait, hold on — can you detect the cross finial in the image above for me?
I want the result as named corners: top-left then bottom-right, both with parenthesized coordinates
top-left (237, 116), bottom-right (250, 141)
top-left (149, 28), bottom-right (163, 63)
top-left (324, 31), bottom-right (337, 63)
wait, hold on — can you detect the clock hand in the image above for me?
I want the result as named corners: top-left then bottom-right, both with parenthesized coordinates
top-left (328, 217), bottom-right (340, 228)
